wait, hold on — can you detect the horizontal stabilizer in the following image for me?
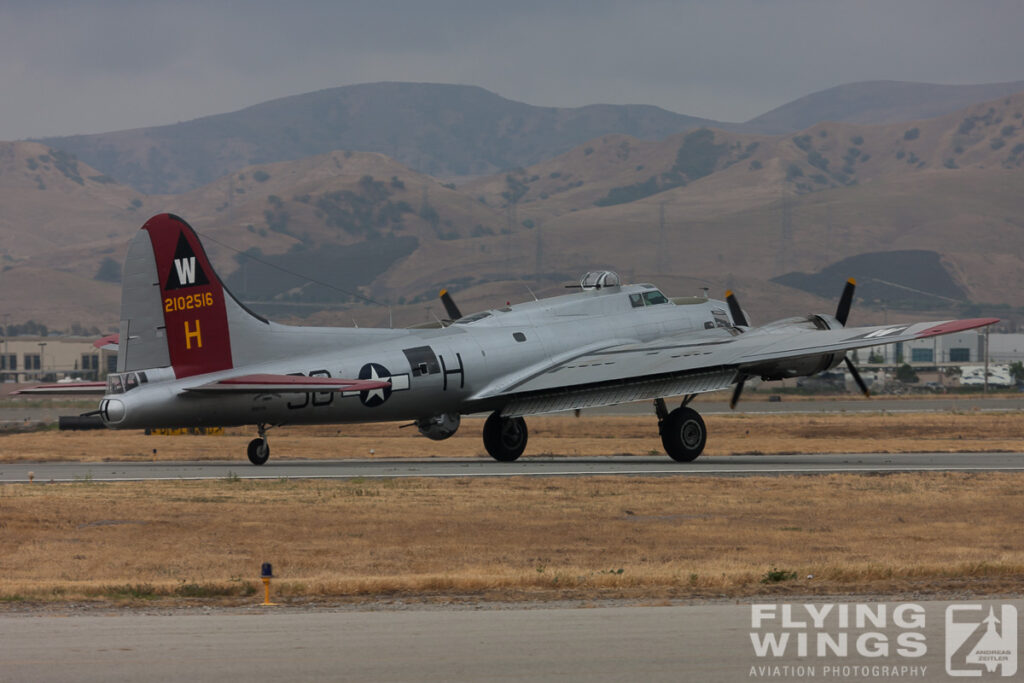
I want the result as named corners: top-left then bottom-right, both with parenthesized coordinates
top-left (13, 382), bottom-right (108, 395)
top-left (183, 373), bottom-right (390, 394)
top-left (93, 333), bottom-right (119, 351)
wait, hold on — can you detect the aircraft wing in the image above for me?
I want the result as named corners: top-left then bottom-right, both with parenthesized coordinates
top-left (12, 382), bottom-right (108, 395)
top-left (182, 373), bottom-right (390, 394)
top-left (731, 318), bottom-right (996, 367)
top-left (468, 317), bottom-right (998, 417)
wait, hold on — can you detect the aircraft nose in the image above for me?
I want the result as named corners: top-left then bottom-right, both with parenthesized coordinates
top-left (101, 399), bottom-right (126, 424)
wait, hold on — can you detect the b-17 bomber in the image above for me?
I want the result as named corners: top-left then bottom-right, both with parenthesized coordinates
top-left (22, 214), bottom-right (998, 465)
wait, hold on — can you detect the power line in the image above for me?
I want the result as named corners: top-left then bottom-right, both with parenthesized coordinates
top-left (196, 231), bottom-right (387, 307)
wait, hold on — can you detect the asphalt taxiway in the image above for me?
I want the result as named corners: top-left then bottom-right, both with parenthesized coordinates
top-left (3, 599), bottom-right (1020, 682)
top-left (2, 452), bottom-right (1023, 483)
top-left (591, 396), bottom-right (1024, 415)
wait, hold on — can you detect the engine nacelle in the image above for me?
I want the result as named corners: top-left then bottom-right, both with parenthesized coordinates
top-left (744, 313), bottom-right (845, 380)
top-left (416, 413), bottom-right (461, 441)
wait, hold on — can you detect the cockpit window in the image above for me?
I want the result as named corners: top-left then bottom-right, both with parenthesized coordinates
top-left (629, 293), bottom-right (644, 308)
top-left (642, 290), bottom-right (669, 306)
top-left (108, 375), bottom-right (124, 394)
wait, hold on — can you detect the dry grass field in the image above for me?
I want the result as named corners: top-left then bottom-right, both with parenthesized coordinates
top-left (1, 473), bottom-right (1023, 605)
top-left (2, 410), bottom-right (1022, 606)
top-left (1, 411), bottom-right (1023, 463)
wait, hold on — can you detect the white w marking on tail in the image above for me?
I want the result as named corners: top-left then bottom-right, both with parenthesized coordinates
top-left (174, 257), bottom-right (196, 285)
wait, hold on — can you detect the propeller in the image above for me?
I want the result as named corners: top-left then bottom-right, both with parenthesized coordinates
top-left (844, 356), bottom-right (870, 397)
top-left (725, 290), bottom-right (749, 327)
top-left (726, 288), bottom-right (750, 408)
top-left (835, 278), bottom-right (870, 397)
top-left (727, 278), bottom-right (869, 409)
top-left (729, 375), bottom-right (747, 409)
top-left (835, 278), bottom-right (856, 326)
top-left (439, 289), bottom-right (463, 321)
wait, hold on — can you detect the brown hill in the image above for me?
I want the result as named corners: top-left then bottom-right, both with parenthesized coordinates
top-left (0, 142), bottom-right (149, 329)
top-left (39, 83), bottom-right (720, 194)
top-left (4, 92), bottom-right (1024, 332)
top-left (438, 91), bottom-right (1024, 323)
top-left (0, 142), bottom-right (144, 260)
top-left (744, 80), bottom-right (1024, 133)
top-left (38, 80), bottom-right (1024, 196)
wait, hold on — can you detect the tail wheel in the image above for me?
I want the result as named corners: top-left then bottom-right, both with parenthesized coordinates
top-left (483, 412), bottom-right (528, 462)
top-left (660, 407), bottom-right (706, 462)
top-left (247, 437), bottom-right (270, 466)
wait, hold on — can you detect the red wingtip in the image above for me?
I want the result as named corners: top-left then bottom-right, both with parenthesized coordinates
top-left (914, 318), bottom-right (999, 339)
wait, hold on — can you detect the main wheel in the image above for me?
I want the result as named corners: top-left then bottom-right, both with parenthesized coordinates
top-left (482, 412), bottom-right (528, 462)
top-left (660, 407), bottom-right (706, 462)
top-left (247, 437), bottom-right (270, 466)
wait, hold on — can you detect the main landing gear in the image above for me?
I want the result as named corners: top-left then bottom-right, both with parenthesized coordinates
top-left (654, 396), bottom-right (706, 462)
top-left (247, 423), bottom-right (271, 466)
top-left (481, 399), bottom-right (707, 463)
top-left (482, 411), bottom-right (529, 462)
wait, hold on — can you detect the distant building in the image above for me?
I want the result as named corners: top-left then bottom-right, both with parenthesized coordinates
top-left (0, 336), bottom-right (116, 383)
top-left (863, 331), bottom-right (1024, 366)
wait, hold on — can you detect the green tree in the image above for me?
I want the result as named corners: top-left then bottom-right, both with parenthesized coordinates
top-left (896, 363), bottom-right (918, 384)
top-left (1009, 361), bottom-right (1024, 384)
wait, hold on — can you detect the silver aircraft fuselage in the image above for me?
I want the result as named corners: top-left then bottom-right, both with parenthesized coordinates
top-left (99, 284), bottom-right (727, 430)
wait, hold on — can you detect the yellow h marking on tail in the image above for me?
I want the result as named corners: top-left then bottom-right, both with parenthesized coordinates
top-left (184, 320), bottom-right (203, 349)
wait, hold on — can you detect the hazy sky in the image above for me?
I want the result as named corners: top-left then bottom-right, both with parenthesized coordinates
top-left (2, 1), bottom-right (1023, 140)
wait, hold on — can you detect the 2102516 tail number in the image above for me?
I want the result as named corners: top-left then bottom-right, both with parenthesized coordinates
top-left (164, 291), bottom-right (214, 313)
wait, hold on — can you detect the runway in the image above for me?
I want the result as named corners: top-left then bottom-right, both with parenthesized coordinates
top-left (590, 395), bottom-right (1024, 415)
top-left (2, 599), bottom-right (1020, 682)
top-left (2, 452), bottom-right (1023, 483)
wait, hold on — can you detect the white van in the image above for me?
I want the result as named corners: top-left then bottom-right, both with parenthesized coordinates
top-left (959, 364), bottom-right (1014, 387)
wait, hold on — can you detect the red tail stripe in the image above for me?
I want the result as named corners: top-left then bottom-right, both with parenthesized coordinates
top-left (142, 214), bottom-right (233, 379)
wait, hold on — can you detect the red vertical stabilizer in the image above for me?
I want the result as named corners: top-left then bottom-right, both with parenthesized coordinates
top-left (142, 214), bottom-right (233, 378)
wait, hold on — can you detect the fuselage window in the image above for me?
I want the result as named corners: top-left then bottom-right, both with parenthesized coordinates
top-left (403, 346), bottom-right (441, 376)
top-left (642, 290), bottom-right (669, 306)
top-left (629, 293), bottom-right (644, 308)
top-left (513, 332), bottom-right (527, 342)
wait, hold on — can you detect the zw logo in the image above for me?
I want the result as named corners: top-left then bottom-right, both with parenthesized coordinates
top-left (946, 605), bottom-right (1018, 677)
